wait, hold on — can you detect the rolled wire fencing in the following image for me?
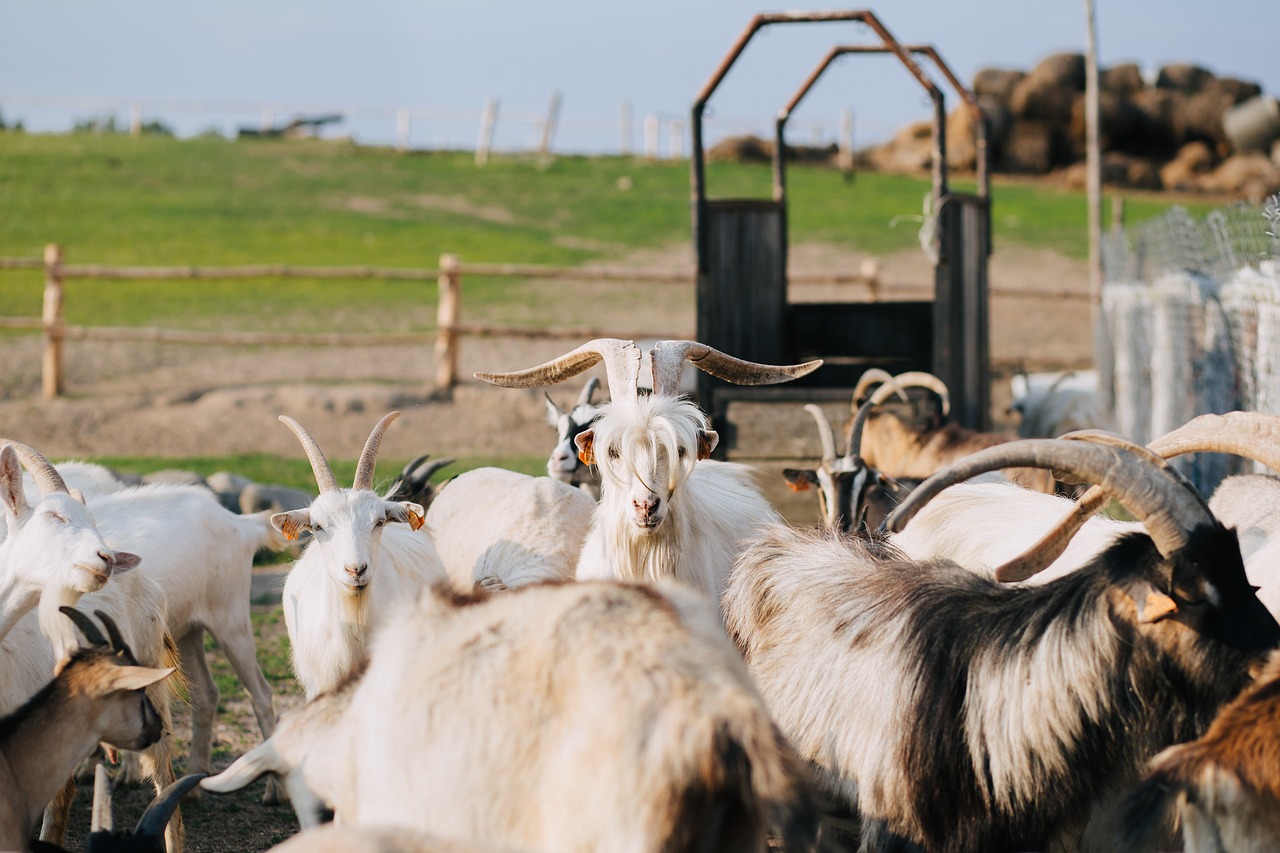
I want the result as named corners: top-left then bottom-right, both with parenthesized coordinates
top-left (1098, 195), bottom-right (1280, 492)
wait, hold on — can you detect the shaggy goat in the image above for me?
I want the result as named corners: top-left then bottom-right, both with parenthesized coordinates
top-left (723, 438), bottom-right (1280, 852)
top-left (544, 377), bottom-right (604, 499)
top-left (477, 338), bottom-right (820, 602)
top-left (382, 454), bottom-right (455, 512)
top-left (272, 412), bottom-right (448, 698)
top-left (0, 608), bottom-right (174, 853)
top-left (267, 825), bottom-right (529, 853)
top-left (424, 466), bottom-right (594, 592)
top-left (1118, 648), bottom-right (1280, 852)
top-left (203, 580), bottom-right (819, 853)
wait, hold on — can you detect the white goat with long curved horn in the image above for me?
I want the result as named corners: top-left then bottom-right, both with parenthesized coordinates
top-left (477, 338), bottom-right (821, 602)
top-left (272, 411), bottom-right (448, 698)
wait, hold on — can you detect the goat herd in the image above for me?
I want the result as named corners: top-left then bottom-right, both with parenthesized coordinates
top-left (3, 337), bottom-right (1280, 853)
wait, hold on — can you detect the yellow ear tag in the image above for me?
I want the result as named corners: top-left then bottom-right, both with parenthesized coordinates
top-left (578, 447), bottom-right (596, 466)
top-left (408, 509), bottom-right (425, 531)
top-left (786, 479), bottom-right (809, 493)
top-left (280, 518), bottom-right (303, 542)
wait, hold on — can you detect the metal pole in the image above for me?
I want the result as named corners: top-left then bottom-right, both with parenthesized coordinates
top-left (1084, 0), bottom-right (1103, 322)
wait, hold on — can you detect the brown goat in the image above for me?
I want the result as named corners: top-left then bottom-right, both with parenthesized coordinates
top-left (1119, 650), bottom-right (1280, 852)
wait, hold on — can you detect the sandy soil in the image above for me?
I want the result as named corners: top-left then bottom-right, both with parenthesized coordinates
top-left (26, 241), bottom-right (1092, 852)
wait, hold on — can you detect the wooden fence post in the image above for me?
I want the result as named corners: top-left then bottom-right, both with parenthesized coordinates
top-left (42, 243), bottom-right (64, 399)
top-left (476, 98), bottom-right (499, 167)
top-left (434, 254), bottom-right (461, 394)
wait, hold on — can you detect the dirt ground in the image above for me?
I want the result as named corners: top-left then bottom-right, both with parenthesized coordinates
top-left (23, 241), bottom-right (1092, 852)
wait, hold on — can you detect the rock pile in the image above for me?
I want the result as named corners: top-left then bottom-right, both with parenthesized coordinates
top-left (864, 53), bottom-right (1280, 201)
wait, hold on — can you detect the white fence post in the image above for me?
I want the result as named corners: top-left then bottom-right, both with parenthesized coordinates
top-left (476, 97), bottom-right (499, 166)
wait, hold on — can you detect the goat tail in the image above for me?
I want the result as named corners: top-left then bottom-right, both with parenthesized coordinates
top-left (662, 716), bottom-right (821, 853)
top-left (1115, 752), bottom-right (1192, 851)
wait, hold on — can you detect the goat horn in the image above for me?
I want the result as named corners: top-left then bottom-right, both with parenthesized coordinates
top-left (91, 763), bottom-right (114, 833)
top-left (993, 414), bottom-right (1280, 582)
top-left (866, 377), bottom-right (910, 407)
top-left (649, 340), bottom-right (822, 397)
top-left (278, 416), bottom-right (339, 494)
top-left (885, 439), bottom-right (1211, 564)
top-left (476, 338), bottom-right (642, 402)
top-left (133, 774), bottom-right (207, 842)
top-left (93, 610), bottom-right (130, 657)
top-left (889, 371), bottom-right (951, 418)
top-left (353, 411), bottom-right (401, 492)
top-left (804, 404), bottom-right (837, 463)
top-left (0, 440), bottom-right (69, 496)
top-left (60, 606), bottom-right (108, 648)
top-left (576, 376), bottom-right (601, 408)
top-left (852, 368), bottom-right (897, 409)
top-left (414, 457), bottom-right (455, 480)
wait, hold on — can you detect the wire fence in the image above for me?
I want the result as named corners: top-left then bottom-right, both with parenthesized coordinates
top-left (1098, 195), bottom-right (1280, 491)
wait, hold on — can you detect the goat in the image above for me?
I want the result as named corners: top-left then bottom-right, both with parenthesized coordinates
top-left (849, 369), bottom-right (1057, 494)
top-left (424, 466), bottom-right (594, 592)
top-left (0, 608), bottom-right (174, 853)
top-left (202, 579), bottom-right (820, 853)
top-left (1009, 369), bottom-right (1110, 438)
top-left (477, 338), bottom-right (820, 602)
top-left (1118, 648), bottom-right (1280, 852)
top-left (723, 437), bottom-right (1280, 852)
top-left (267, 825), bottom-right (529, 852)
top-left (0, 443), bottom-right (185, 852)
top-left (544, 376), bottom-right (604, 499)
top-left (271, 411), bottom-right (449, 698)
top-left (382, 454), bottom-right (455, 511)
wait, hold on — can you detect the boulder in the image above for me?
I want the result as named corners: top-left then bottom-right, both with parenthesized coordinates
top-left (999, 121), bottom-right (1054, 174)
top-left (1203, 76), bottom-right (1263, 105)
top-left (1100, 63), bottom-right (1144, 97)
top-left (1027, 52), bottom-right (1086, 91)
top-left (1160, 141), bottom-right (1217, 191)
top-left (1156, 63), bottom-right (1215, 93)
top-left (1058, 153), bottom-right (1162, 191)
top-left (972, 68), bottom-right (1026, 104)
top-left (1199, 153), bottom-right (1280, 203)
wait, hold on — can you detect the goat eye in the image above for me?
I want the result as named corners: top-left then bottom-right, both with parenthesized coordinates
top-left (311, 523), bottom-right (323, 533)
top-left (44, 511), bottom-right (67, 523)
top-left (374, 518), bottom-right (386, 528)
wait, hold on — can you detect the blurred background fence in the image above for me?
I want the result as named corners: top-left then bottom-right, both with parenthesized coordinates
top-left (1099, 195), bottom-right (1280, 491)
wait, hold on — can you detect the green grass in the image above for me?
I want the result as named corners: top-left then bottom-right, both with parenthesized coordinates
top-left (0, 132), bottom-right (1217, 333)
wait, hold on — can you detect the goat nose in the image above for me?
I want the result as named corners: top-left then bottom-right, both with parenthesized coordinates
top-left (346, 564), bottom-right (368, 579)
top-left (634, 496), bottom-right (660, 517)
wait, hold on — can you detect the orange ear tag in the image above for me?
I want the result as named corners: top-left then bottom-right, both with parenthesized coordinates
top-left (408, 509), bottom-right (425, 531)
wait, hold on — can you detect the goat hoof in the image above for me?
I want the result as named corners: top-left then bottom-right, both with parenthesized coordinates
top-left (262, 775), bottom-right (290, 806)
top-left (475, 576), bottom-right (509, 594)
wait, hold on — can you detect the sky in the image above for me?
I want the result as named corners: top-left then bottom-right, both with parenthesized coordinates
top-left (2, 1), bottom-right (1279, 155)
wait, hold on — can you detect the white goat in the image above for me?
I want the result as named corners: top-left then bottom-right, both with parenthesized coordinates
top-left (203, 580), bottom-right (819, 853)
top-left (477, 338), bottom-right (820, 602)
top-left (269, 825), bottom-right (530, 853)
top-left (544, 376), bottom-right (604, 499)
top-left (1009, 369), bottom-right (1110, 438)
top-left (272, 412), bottom-right (449, 698)
top-left (0, 442), bottom-right (185, 852)
top-left (0, 608), bottom-right (174, 853)
top-left (425, 466), bottom-right (594, 592)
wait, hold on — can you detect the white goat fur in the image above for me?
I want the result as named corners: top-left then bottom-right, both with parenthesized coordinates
top-left (1209, 474), bottom-right (1280, 617)
top-left (269, 825), bottom-right (529, 853)
top-left (889, 480), bottom-right (1141, 584)
top-left (425, 467), bottom-right (594, 591)
top-left (278, 487), bottom-right (448, 698)
top-left (205, 581), bottom-right (816, 853)
top-left (1010, 372), bottom-right (1110, 439)
top-left (574, 396), bottom-right (779, 602)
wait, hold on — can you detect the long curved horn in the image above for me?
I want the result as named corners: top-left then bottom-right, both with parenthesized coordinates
top-left (576, 376), bottom-right (601, 408)
top-left (994, 414), bottom-right (1280, 582)
top-left (649, 340), bottom-right (822, 397)
top-left (886, 439), bottom-right (1212, 564)
top-left (0, 440), bottom-right (69, 495)
top-left (867, 377), bottom-right (910, 407)
top-left (133, 773), bottom-right (207, 842)
top-left (413, 457), bottom-right (455, 481)
top-left (803, 405), bottom-right (836, 463)
top-left (278, 416), bottom-right (339, 494)
top-left (353, 411), bottom-right (401, 492)
top-left (890, 371), bottom-right (951, 418)
top-left (60, 606), bottom-right (107, 648)
top-left (93, 610), bottom-right (130, 657)
top-left (476, 338), bottom-right (642, 402)
top-left (852, 368), bottom-right (897, 408)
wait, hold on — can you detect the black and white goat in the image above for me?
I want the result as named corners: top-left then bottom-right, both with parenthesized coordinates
top-left (544, 377), bottom-right (604, 500)
top-left (723, 438), bottom-right (1280, 852)
top-left (477, 339), bottom-right (820, 602)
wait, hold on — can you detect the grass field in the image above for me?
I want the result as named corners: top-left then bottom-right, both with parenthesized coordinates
top-left (0, 132), bottom-right (1215, 332)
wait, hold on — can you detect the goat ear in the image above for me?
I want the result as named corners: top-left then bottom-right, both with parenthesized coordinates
top-left (0, 445), bottom-right (28, 519)
top-left (1131, 581), bottom-right (1179, 623)
top-left (782, 469), bottom-right (819, 492)
top-left (271, 510), bottom-right (312, 541)
top-left (102, 665), bottom-right (175, 694)
top-left (696, 429), bottom-right (718, 460)
top-left (109, 551), bottom-right (142, 573)
top-left (545, 393), bottom-right (563, 426)
top-left (575, 429), bottom-right (596, 466)
top-left (384, 501), bottom-right (426, 531)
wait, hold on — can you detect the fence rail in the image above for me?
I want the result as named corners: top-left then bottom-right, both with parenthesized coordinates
top-left (1, 244), bottom-right (1093, 400)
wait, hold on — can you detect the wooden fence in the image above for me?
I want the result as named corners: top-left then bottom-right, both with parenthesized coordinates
top-left (0, 244), bottom-right (1089, 400)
